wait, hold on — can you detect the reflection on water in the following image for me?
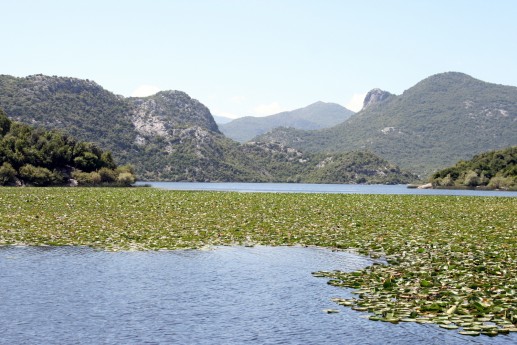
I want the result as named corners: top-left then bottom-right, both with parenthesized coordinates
top-left (0, 246), bottom-right (515, 344)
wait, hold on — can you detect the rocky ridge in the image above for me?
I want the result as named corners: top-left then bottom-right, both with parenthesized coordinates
top-left (0, 74), bottom-right (416, 183)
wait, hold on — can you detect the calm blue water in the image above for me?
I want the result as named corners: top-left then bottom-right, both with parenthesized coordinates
top-left (0, 246), bottom-right (515, 344)
top-left (136, 182), bottom-right (517, 197)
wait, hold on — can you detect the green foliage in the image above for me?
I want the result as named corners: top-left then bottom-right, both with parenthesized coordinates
top-left (0, 188), bottom-right (515, 336)
top-left (19, 164), bottom-right (54, 186)
top-left (71, 170), bottom-right (102, 186)
top-left (304, 151), bottom-right (417, 184)
top-left (117, 172), bottom-right (136, 186)
top-left (0, 109), bottom-right (11, 136)
top-left (0, 74), bottom-right (419, 183)
top-left (487, 176), bottom-right (515, 189)
top-left (98, 167), bottom-right (118, 183)
top-left (0, 74), bottom-right (137, 166)
top-left (0, 162), bottom-right (16, 185)
top-left (0, 108), bottom-right (136, 186)
top-left (255, 72), bottom-right (517, 177)
top-left (431, 146), bottom-right (517, 190)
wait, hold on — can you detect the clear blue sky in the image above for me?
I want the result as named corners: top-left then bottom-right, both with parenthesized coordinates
top-left (2, 0), bottom-right (517, 117)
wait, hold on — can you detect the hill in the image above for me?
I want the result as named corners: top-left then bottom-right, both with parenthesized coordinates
top-left (213, 115), bottom-right (234, 125)
top-left (256, 72), bottom-right (517, 177)
top-left (0, 109), bottom-right (135, 186)
top-left (220, 101), bottom-right (353, 142)
top-left (0, 74), bottom-right (415, 183)
top-left (430, 146), bottom-right (517, 190)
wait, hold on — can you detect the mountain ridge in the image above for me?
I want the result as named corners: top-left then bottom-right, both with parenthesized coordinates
top-left (220, 101), bottom-right (353, 142)
top-left (0, 73), bottom-right (415, 183)
top-left (255, 72), bottom-right (517, 176)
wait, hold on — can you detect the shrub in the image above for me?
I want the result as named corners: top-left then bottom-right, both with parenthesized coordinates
top-left (463, 170), bottom-right (479, 187)
top-left (71, 170), bottom-right (102, 186)
top-left (19, 164), bottom-right (53, 186)
top-left (0, 162), bottom-right (17, 185)
top-left (115, 164), bottom-right (135, 175)
top-left (487, 176), bottom-right (515, 190)
top-left (117, 172), bottom-right (136, 186)
top-left (98, 167), bottom-right (117, 183)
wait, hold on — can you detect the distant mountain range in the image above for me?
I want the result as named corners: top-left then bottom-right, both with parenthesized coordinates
top-left (219, 101), bottom-right (354, 142)
top-left (213, 115), bottom-right (234, 125)
top-left (256, 72), bottom-right (517, 177)
top-left (3, 72), bottom-right (514, 181)
top-left (0, 74), bottom-right (415, 183)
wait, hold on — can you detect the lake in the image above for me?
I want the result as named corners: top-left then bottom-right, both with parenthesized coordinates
top-left (1, 246), bottom-right (515, 344)
top-left (137, 181), bottom-right (517, 197)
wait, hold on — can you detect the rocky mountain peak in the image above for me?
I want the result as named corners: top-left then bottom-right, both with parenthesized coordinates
top-left (362, 88), bottom-right (393, 110)
top-left (130, 90), bottom-right (220, 137)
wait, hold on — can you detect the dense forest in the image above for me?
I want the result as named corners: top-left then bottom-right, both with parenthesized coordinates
top-left (0, 109), bottom-right (135, 186)
top-left (431, 146), bottom-right (517, 190)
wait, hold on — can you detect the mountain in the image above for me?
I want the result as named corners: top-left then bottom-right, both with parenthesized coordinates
top-left (430, 146), bottom-right (517, 190)
top-left (213, 115), bottom-right (234, 125)
top-left (0, 74), bottom-right (415, 183)
top-left (0, 109), bottom-right (135, 186)
top-left (256, 72), bottom-right (517, 177)
top-left (219, 101), bottom-right (354, 142)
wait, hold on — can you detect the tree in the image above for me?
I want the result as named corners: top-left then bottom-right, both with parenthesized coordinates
top-left (0, 162), bottom-right (16, 185)
top-left (19, 164), bottom-right (53, 186)
top-left (0, 109), bottom-right (11, 136)
top-left (463, 170), bottom-right (479, 187)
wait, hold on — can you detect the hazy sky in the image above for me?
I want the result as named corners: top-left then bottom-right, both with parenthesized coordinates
top-left (3, 0), bottom-right (517, 118)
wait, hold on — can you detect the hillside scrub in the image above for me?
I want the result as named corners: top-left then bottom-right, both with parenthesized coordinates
top-left (0, 109), bottom-right (136, 186)
top-left (431, 146), bottom-right (517, 190)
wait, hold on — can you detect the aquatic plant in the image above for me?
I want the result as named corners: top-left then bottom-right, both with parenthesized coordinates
top-left (0, 187), bottom-right (515, 337)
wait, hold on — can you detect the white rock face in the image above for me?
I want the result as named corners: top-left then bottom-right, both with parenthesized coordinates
top-left (132, 99), bottom-right (169, 138)
top-left (130, 90), bottom-right (220, 145)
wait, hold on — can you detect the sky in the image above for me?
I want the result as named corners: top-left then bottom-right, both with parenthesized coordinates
top-left (2, 0), bottom-right (517, 118)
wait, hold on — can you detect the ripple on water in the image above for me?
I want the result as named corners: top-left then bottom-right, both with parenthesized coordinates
top-left (0, 245), bottom-right (515, 344)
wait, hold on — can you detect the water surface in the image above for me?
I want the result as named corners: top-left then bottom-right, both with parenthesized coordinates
top-left (137, 182), bottom-right (516, 197)
top-left (1, 246), bottom-right (514, 344)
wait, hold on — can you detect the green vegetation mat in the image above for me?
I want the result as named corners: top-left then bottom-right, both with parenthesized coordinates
top-left (1, 187), bottom-right (516, 336)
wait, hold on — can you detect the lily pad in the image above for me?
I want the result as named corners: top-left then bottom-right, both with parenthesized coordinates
top-left (458, 331), bottom-right (480, 336)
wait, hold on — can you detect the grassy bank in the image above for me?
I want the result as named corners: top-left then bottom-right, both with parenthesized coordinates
top-left (1, 187), bottom-right (516, 335)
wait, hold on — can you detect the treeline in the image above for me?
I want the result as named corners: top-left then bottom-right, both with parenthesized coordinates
top-left (431, 146), bottom-right (517, 190)
top-left (0, 109), bottom-right (136, 186)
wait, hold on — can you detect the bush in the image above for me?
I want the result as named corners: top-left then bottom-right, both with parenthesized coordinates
top-left (487, 176), bottom-right (515, 190)
top-left (463, 170), bottom-right (479, 187)
top-left (117, 172), bottom-right (136, 186)
top-left (0, 162), bottom-right (17, 185)
top-left (72, 170), bottom-right (102, 186)
top-left (19, 164), bottom-right (53, 186)
top-left (98, 167), bottom-right (117, 183)
top-left (434, 173), bottom-right (454, 187)
top-left (115, 164), bottom-right (135, 175)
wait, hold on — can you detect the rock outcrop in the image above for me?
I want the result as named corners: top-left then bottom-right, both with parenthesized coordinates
top-left (362, 88), bottom-right (393, 110)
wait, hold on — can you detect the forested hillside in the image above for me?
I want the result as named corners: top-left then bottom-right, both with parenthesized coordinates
top-left (256, 72), bottom-right (517, 177)
top-left (0, 109), bottom-right (135, 186)
top-left (431, 146), bottom-right (517, 190)
top-left (0, 74), bottom-right (416, 183)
